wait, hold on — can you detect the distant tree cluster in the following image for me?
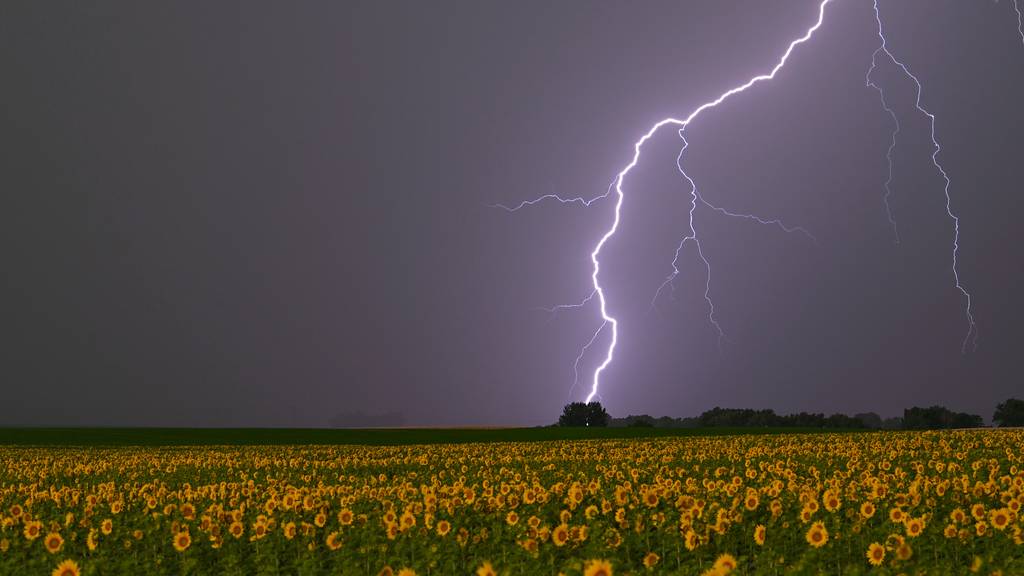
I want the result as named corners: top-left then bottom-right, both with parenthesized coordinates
top-left (558, 402), bottom-right (610, 427)
top-left (694, 407), bottom-right (873, 429)
top-left (610, 414), bottom-right (699, 428)
top-left (559, 398), bottom-right (1024, 431)
top-left (902, 405), bottom-right (983, 430)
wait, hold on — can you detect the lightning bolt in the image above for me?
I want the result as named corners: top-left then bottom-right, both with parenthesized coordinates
top-left (577, 0), bottom-right (835, 403)
top-left (866, 47), bottom-right (902, 244)
top-left (488, 181), bottom-right (615, 212)
top-left (648, 136), bottom-right (727, 352)
top-left (869, 0), bottom-right (978, 352)
top-left (648, 137), bottom-right (816, 353)
top-left (1015, 0), bottom-right (1024, 46)
top-left (495, 0), bottom-right (986, 405)
top-left (567, 320), bottom-right (607, 401)
top-left (494, 0), bottom-right (830, 403)
top-left (533, 290), bottom-right (596, 321)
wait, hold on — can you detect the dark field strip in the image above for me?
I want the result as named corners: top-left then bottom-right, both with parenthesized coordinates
top-left (0, 426), bottom-right (866, 446)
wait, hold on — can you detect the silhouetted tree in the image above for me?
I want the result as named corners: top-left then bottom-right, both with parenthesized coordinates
top-left (994, 398), bottom-right (1024, 427)
top-left (825, 413), bottom-right (863, 428)
top-left (585, 402), bottom-right (610, 427)
top-left (854, 412), bottom-right (883, 430)
top-left (951, 412), bottom-right (984, 429)
top-left (559, 402), bottom-right (610, 427)
top-left (620, 414), bottom-right (655, 427)
top-left (559, 403), bottom-right (588, 427)
top-left (882, 417), bottom-right (903, 430)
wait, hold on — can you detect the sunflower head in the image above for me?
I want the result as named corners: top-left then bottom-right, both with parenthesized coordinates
top-left (866, 542), bottom-right (885, 566)
top-left (805, 522), bottom-right (828, 548)
top-left (172, 531), bottom-right (191, 552)
top-left (51, 559), bottom-right (80, 576)
top-left (552, 524), bottom-right (570, 547)
top-left (583, 559), bottom-right (613, 576)
top-left (713, 553), bottom-right (737, 572)
top-left (44, 532), bottom-right (63, 554)
top-left (860, 502), bottom-right (875, 519)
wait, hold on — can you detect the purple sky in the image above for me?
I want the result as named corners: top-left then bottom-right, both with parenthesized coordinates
top-left (2, 0), bottom-right (1023, 426)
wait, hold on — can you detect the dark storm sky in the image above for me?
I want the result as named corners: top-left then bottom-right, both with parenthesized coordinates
top-left (2, 1), bottom-right (1022, 427)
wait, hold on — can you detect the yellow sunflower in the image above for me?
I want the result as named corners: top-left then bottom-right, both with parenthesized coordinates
top-left (436, 520), bottom-right (451, 537)
top-left (172, 531), bottom-right (191, 552)
top-left (338, 508), bottom-right (354, 526)
top-left (866, 542), bottom-right (885, 566)
top-left (584, 559), bottom-right (613, 576)
top-left (713, 553), bottom-right (738, 572)
top-left (950, 508), bottom-right (967, 524)
top-left (990, 508), bottom-right (1011, 530)
top-left (552, 524), bottom-right (570, 547)
top-left (51, 559), bottom-right (80, 576)
top-left (23, 521), bottom-right (42, 541)
top-left (905, 517), bottom-right (924, 538)
top-left (805, 521), bottom-right (828, 548)
top-left (753, 524), bottom-right (766, 546)
top-left (400, 511), bottom-right (416, 530)
top-left (971, 504), bottom-right (986, 521)
top-left (889, 508), bottom-right (905, 524)
top-left (823, 491), bottom-right (841, 513)
top-left (43, 532), bottom-right (63, 554)
top-left (860, 502), bottom-right (875, 519)
top-left (684, 529), bottom-right (700, 551)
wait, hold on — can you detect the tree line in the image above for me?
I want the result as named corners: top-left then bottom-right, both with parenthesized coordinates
top-left (557, 398), bottom-right (1024, 429)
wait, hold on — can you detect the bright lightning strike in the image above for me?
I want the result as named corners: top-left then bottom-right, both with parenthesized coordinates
top-left (870, 0), bottom-right (978, 352)
top-left (576, 0), bottom-right (834, 403)
top-left (496, 0), bottom-right (831, 402)
top-left (496, 0), bottom-right (988, 405)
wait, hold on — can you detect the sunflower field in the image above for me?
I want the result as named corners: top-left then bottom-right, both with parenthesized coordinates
top-left (1, 430), bottom-right (1022, 575)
